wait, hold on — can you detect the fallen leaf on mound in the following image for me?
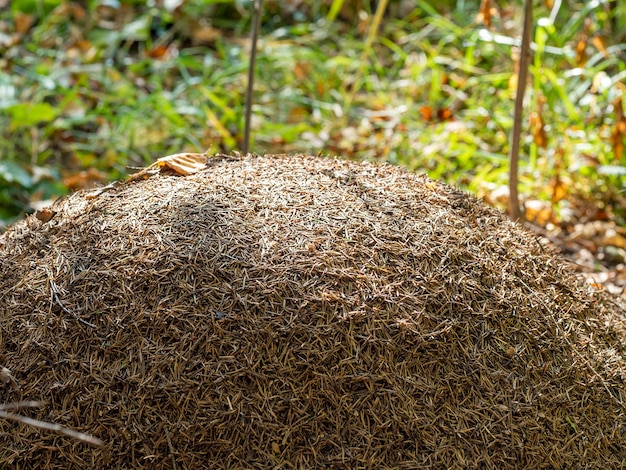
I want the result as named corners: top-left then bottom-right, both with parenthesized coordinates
top-left (0, 367), bottom-right (20, 392)
top-left (156, 152), bottom-right (208, 176)
top-left (34, 208), bottom-right (57, 223)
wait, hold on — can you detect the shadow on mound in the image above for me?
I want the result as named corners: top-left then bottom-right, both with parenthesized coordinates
top-left (1, 154), bottom-right (625, 468)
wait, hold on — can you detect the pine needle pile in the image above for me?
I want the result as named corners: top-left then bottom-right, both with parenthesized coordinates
top-left (1, 154), bottom-right (625, 468)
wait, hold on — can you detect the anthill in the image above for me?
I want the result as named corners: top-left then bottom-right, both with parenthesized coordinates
top-left (0, 154), bottom-right (624, 468)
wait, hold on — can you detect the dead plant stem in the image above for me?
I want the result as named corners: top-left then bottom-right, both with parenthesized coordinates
top-left (509, 0), bottom-right (533, 222)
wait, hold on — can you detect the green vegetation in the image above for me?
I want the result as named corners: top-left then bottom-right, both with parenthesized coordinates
top-left (1, 0), bottom-right (625, 228)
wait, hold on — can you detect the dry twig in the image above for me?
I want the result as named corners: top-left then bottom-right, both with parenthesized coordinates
top-left (243, 0), bottom-right (263, 155)
top-left (508, 0), bottom-right (533, 221)
top-left (0, 401), bottom-right (104, 447)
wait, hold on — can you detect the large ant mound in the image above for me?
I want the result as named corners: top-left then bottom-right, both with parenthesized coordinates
top-left (0, 154), bottom-right (624, 468)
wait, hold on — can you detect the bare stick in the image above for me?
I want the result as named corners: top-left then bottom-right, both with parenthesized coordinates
top-left (0, 402), bottom-right (104, 447)
top-left (243, 0), bottom-right (263, 155)
top-left (508, 0), bottom-right (533, 222)
top-left (0, 401), bottom-right (43, 412)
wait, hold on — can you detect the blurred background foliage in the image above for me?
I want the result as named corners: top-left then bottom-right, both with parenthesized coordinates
top-left (0, 0), bottom-right (625, 233)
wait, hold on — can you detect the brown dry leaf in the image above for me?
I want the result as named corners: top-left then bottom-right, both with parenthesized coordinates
top-left (591, 35), bottom-right (609, 58)
top-left (524, 199), bottom-right (556, 226)
top-left (70, 3), bottom-right (88, 21)
top-left (437, 107), bottom-right (453, 122)
top-left (614, 124), bottom-right (626, 161)
top-left (316, 80), bottom-right (326, 97)
top-left (575, 35), bottom-right (588, 66)
top-left (419, 105), bottom-right (433, 121)
top-left (549, 148), bottom-right (567, 203)
top-left (288, 106), bottom-right (308, 123)
top-left (14, 13), bottom-right (34, 35)
top-left (603, 231), bottom-right (626, 250)
top-left (75, 39), bottom-right (93, 53)
top-left (476, 0), bottom-right (493, 28)
top-left (613, 95), bottom-right (625, 122)
top-left (530, 111), bottom-right (547, 148)
top-left (572, 221), bottom-right (626, 250)
top-left (294, 62), bottom-right (310, 81)
top-left (530, 95), bottom-right (548, 148)
top-left (419, 105), bottom-right (453, 122)
top-left (0, 367), bottom-right (20, 392)
top-left (271, 135), bottom-right (286, 146)
top-left (190, 21), bottom-right (222, 45)
top-left (146, 44), bottom-right (170, 59)
top-left (53, 2), bottom-right (88, 21)
top-left (156, 153), bottom-right (208, 176)
top-left (35, 208), bottom-right (57, 223)
top-left (549, 174), bottom-right (568, 203)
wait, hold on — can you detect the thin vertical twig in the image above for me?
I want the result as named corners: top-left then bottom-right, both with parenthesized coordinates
top-left (509, 0), bottom-right (533, 222)
top-left (243, 0), bottom-right (263, 155)
top-left (342, 0), bottom-right (389, 125)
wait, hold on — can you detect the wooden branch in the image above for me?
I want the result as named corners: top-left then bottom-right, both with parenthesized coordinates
top-left (243, 0), bottom-right (264, 155)
top-left (508, 0), bottom-right (533, 222)
top-left (0, 401), bottom-right (104, 447)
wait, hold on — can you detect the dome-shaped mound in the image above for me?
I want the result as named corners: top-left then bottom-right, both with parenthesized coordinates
top-left (0, 154), bottom-right (624, 468)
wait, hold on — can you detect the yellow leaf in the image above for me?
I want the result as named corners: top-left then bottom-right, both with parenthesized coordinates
top-left (156, 153), bottom-right (207, 176)
top-left (530, 95), bottom-right (548, 148)
top-left (530, 112), bottom-right (547, 148)
top-left (524, 199), bottom-right (555, 226)
top-left (549, 175), bottom-right (568, 203)
top-left (508, 51), bottom-right (519, 93)
top-left (575, 36), bottom-right (587, 66)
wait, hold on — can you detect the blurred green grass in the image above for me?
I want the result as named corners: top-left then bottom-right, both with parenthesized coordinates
top-left (0, 0), bottom-right (625, 228)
